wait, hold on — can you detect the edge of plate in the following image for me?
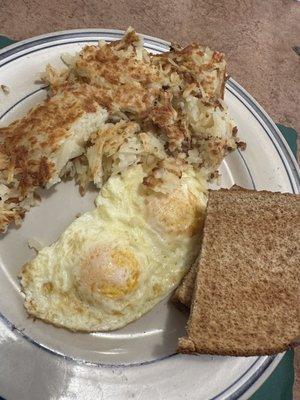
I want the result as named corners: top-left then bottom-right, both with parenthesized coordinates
top-left (0, 28), bottom-right (170, 60)
top-left (227, 78), bottom-right (299, 193)
top-left (237, 352), bottom-right (284, 400)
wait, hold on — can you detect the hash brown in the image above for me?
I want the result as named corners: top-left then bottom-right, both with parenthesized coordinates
top-left (1, 27), bottom-right (241, 233)
top-left (0, 83), bottom-right (108, 232)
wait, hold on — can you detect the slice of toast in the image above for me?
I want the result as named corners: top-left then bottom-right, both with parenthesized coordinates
top-left (172, 254), bottom-right (199, 309)
top-left (178, 187), bottom-right (300, 356)
top-left (173, 185), bottom-right (241, 308)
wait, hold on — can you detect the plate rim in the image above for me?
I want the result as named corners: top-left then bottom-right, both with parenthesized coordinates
top-left (0, 28), bottom-right (298, 400)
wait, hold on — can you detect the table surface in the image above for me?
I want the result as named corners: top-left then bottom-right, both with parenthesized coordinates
top-left (0, 0), bottom-right (299, 398)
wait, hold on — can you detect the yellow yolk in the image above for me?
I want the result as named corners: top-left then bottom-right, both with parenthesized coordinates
top-left (77, 248), bottom-right (140, 303)
top-left (146, 188), bottom-right (205, 236)
top-left (20, 165), bottom-right (206, 332)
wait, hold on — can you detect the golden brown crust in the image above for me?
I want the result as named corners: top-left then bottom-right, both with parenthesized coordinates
top-left (1, 28), bottom-right (236, 233)
top-left (0, 82), bottom-right (107, 232)
top-left (153, 45), bottom-right (226, 100)
top-left (58, 28), bottom-right (238, 197)
top-left (66, 28), bottom-right (233, 158)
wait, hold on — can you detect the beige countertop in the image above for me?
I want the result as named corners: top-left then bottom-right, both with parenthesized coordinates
top-left (0, 0), bottom-right (299, 398)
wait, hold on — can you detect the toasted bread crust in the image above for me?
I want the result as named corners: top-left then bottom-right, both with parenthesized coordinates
top-left (172, 255), bottom-right (199, 308)
top-left (178, 337), bottom-right (296, 356)
top-left (173, 185), bottom-right (242, 308)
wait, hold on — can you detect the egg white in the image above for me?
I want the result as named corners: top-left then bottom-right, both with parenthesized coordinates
top-left (20, 165), bottom-right (207, 331)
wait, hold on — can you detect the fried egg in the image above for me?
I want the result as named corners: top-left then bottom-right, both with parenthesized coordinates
top-left (20, 164), bottom-right (207, 331)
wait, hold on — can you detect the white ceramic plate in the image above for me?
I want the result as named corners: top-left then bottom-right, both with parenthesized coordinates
top-left (0, 29), bottom-right (299, 400)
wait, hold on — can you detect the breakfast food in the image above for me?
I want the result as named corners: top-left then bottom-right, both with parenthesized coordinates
top-left (172, 256), bottom-right (199, 309)
top-left (0, 28), bottom-right (241, 234)
top-left (0, 83), bottom-right (108, 232)
top-left (11, 28), bottom-right (245, 331)
top-left (178, 187), bottom-right (300, 356)
top-left (46, 27), bottom-right (241, 190)
top-left (20, 163), bottom-right (206, 331)
top-left (0, 28), bottom-right (240, 233)
top-left (173, 185), bottom-right (241, 307)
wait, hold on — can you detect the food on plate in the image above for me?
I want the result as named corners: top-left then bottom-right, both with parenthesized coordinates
top-left (45, 27), bottom-right (241, 191)
top-left (11, 27), bottom-right (244, 331)
top-left (0, 28), bottom-right (241, 234)
top-left (0, 83), bottom-right (108, 232)
top-left (20, 163), bottom-right (207, 331)
top-left (172, 256), bottom-right (199, 309)
top-left (173, 185), bottom-right (241, 307)
top-left (178, 187), bottom-right (300, 356)
top-left (0, 28), bottom-right (240, 233)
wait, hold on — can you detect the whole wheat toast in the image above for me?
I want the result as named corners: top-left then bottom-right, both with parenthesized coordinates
top-left (172, 255), bottom-right (199, 309)
top-left (173, 185), bottom-right (241, 308)
top-left (178, 187), bottom-right (300, 356)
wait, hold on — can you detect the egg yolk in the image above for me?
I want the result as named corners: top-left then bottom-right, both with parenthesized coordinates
top-left (146, 188), bottom-right (205, 236)
top-left (78, 247), bottom-right (140, 302)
